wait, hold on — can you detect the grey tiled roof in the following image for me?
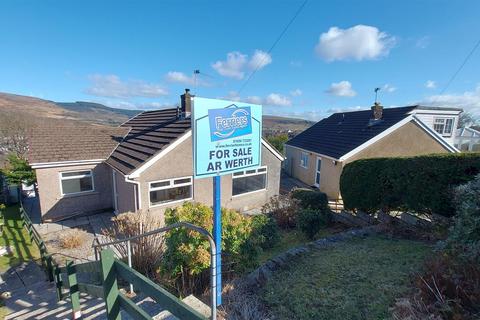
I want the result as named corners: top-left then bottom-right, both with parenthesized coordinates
top-left (106, 108), bottom-right (191, 175)
top-left (286, 106), bottom-right (417, 159)
top-left (28, 125), bottom-right (129, 164)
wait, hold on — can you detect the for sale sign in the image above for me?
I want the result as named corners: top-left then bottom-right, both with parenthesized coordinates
top-left (192, 97), bottom-right (262, 178)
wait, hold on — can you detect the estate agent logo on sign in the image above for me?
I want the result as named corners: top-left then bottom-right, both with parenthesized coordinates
top-left (193, 97), bottom-right (262, 178)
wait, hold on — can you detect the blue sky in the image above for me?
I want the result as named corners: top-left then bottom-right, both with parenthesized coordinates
top-left (1, 0), bottom-right (480, 120)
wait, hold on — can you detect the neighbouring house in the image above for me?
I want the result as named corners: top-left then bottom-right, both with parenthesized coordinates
top-left (455, 127), bottom-right (480, 151)
top-left (28, 90), bottom-right (284, 222)
top-left (284, 103), bottom-right (460, 200)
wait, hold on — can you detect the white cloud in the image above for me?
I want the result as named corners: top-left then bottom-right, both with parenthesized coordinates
top-left (421, 85), bottom-right (480, 116)
top-left (86, 74), bottom-right (168, 98)
top-left (165, 71), bottom-right (209, 87)
top-left (383, 84), bottom-right (396, 93)
top-left (212, 50), bottom-right (272, 79)
top-left (326, 81), bottom-right (357, 97)
top-left (326, 106), bottom-right (364, 114)
top-left (223, 91), bottom-right (292, 107)
top-left (425, 80), bottom-right (436, 89)
top-left (290, 89), bottom-right (303, 96)
top-left (248, 50), bottom-right (272, 70)
top-left (265, 93), bottom-right (292, 107)
top-left (416, 36), bottom-right (430, 49)
top-left (99, 99), bottom-right (174, 110)
top-left (315, 25), bottom-right (395, 62)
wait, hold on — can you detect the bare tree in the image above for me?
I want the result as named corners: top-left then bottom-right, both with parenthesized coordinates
top-left (0, 111), bottom-right (35, 158)
top-left (458, 112), bottom-right (479, 128)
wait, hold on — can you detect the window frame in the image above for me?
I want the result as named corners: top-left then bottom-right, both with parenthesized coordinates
top-left (148, 176), bottom-right (193, 208)
top-left (433, 117), bottom-right (455, 137)
top-left (59, 169), bottom-right (95, 196)
top-left (300, 152), bottom-right (309, 169)
top-left (232, 166), bottom-right (268, 197)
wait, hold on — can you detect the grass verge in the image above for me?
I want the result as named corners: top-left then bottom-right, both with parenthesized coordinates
top-left (0, 205), bottom-right (40, 273)
top-left (260, 236), bottom-right (431, 320)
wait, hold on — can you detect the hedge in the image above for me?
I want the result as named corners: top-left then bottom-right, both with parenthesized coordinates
top-left (340, 153), bottom-right (480, 217)
top-left (291, 188), bottom-right (329, 212)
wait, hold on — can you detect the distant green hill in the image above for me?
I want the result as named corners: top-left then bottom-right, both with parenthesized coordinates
top-left (56, 101), bottom-right (140, 118)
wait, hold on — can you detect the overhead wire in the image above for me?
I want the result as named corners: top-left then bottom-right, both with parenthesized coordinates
top-left (237, 0), bottom-right (308, 95)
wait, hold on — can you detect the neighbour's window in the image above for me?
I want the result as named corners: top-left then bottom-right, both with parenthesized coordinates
top-left (149, 177), bottom-right (192, 206)
top-left (300, 152), bottom-right (309, 168)
top-left (433, 118), bottom-right (454, 136)
top-left (232, 167), bottom-right (267, 196)
top-left (60, 170), bottom-right (94, 195)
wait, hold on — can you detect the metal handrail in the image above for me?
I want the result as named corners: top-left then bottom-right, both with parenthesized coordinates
top-left (92, 221), bottom-right (217, 320)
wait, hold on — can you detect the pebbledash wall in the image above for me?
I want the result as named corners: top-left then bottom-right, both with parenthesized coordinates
top-left (36, 163), bottom-right (114, 221)
top-left (285, 121), bottom-right (452, 199)
top-left (127, 135), bottom-right (281, 221)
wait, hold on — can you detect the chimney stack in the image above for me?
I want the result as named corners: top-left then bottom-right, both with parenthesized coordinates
top-left (371, 102), bottom-right (383, 120)
top-left (181, 88), bottom-right (192, 117)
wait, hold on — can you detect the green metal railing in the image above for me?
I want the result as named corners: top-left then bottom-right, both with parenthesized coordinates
top-left (54, 249), bottom-right (207, 320)
top-left (19, 202), bottom-right (54, 281)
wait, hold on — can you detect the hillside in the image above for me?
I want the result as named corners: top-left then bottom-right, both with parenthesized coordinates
top-left (0, 92), bottom-right (315, 132)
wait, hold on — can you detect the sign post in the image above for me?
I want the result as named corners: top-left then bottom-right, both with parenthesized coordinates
top-left (192, 97), bottom-right (262, 306)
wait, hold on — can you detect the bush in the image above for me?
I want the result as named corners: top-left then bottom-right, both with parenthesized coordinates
top-left (447, 175), bottom-right (480, 262)
top-left (162, 202), bottom-right (257, 295)
top-left (393, 253), bottom-right (480, 320)
top-left (262, 194), bottom-right (300, 229)
top-left (102, 211), bottom-right (165, 278)
top-left (291, 188), bottom-right (329, 211)
top-left (297, 208), bottom-right (330, 240)
top-left (340, 153), bottom-right (480, 216)
top-left (250, 214), bottom-right (280, 249)
top-left (59, 228), bottom-right (87, 249)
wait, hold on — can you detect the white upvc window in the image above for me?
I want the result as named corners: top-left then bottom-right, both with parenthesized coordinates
top-left (300, 152), bottom-right (309, 168)
top-left (433, 117), bottom-right (454, 136)
top-left (149, 176), bottom-right (193, 207)
top-left (60, 170), bottom-right (94, 196)
top-left (232, 166), bottom-right (267, 196)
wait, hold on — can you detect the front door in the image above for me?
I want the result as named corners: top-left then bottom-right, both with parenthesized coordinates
top-left (314, 157), bottom-right (321, 187)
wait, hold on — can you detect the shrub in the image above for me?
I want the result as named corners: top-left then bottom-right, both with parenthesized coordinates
top-left (297, 208), bottom-right (330, 240)
top-left (59, 228), bottom-right (88, 249)
top-left (447, 175), bottom-right (480, 262)
top-left (162, 202), bottom-right (256, 295)
top-left (102, 211), bottom-right (165, 278)
top-left (340, 153), bottom-right (480, 216)
top-left (250, 214), bottom-right (280, 249)
top-left (291, 188), bottom-right (329, 211)
top-left (393, 253), bottom-right (480, 320)
top-left (262, 194), bottom-right (300, 229)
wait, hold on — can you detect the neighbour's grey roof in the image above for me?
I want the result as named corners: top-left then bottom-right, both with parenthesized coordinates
top-left (28, 125), bottom-right (129, 164)
top-left (286, 106), bottom-right (417, 159)
top-left (106, 108), bottom-right (191, 175)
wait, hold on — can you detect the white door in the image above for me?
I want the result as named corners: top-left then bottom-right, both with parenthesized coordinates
top-left (314, 157), bottom-right (321, 187)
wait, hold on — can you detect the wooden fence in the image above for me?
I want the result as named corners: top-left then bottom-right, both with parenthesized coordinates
top-left (54, 249), bottom-right (207, 320)
top-left (19, 201), bottom-right (54, 281)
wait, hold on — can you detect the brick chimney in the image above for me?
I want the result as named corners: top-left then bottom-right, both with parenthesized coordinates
top-left (371, 102), bottom-right (383, 120)
top-left (181, 88), bottom-right (192, 117)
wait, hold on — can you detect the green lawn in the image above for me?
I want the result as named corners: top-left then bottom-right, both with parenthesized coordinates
top-left (260, 236), bottom-right (431, 320)
top-left (0, 205), bottom-right (40, 272)
top-left (259, 225), bottom-right (347, 264)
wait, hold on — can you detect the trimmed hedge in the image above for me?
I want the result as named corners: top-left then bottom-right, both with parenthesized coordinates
top-left (340, 153), bottom-right (480, 217)
top-left (291, 188), bottom-right (329, 211)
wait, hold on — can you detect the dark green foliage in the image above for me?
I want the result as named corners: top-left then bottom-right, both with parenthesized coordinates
top-left (266, 134), bottom-right (289, 154)
top-left (340, 153), bottom-right (480, 216)
top-left (250, 214), bottom-right (280, 249)
top-left (291, 188), bottom-right (329, 211)
top-left (2, 154), bottom-right (36, 185)
top-left (297, 208), bottom-right (331, 239)
top-left (448, 175), bottom-right (480, 262)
